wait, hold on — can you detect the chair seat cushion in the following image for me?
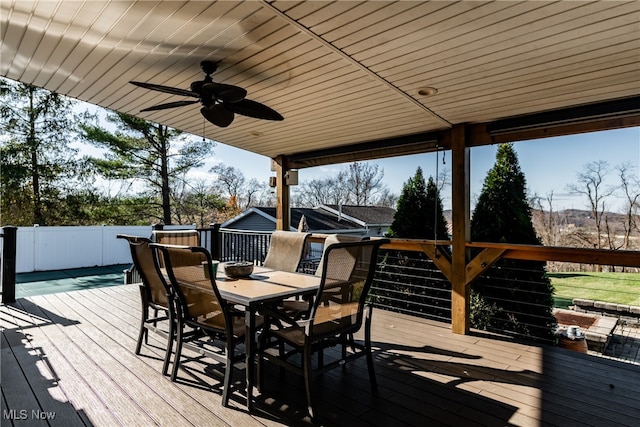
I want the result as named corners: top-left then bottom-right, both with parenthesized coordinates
top-left (279, 299), bottom-right (310, 318)
top-left (198, 312), bottom-right (263, 338)
top-left (273, 317), bottom-right (355, 347)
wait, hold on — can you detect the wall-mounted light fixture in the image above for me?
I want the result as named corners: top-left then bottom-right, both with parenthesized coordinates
top-left (285, 170), bottom-right (298, 186)
top-left (268, 169), bottom-right (298, 187)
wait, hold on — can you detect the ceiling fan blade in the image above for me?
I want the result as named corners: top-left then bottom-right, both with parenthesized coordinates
top-left (200, 105), bottom-right (234, 127)
top-left (130, 81), bottom-right (198, 98)
top-left (202, 82), bottom-right (247, 103)
top-left (140, 100), bottom-right (199, 112)
top-left (225, 99), bottom-right (284, 121)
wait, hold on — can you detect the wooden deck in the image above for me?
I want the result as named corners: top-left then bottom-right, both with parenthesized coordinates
top-left (2, 285), bottom-right (639, 427)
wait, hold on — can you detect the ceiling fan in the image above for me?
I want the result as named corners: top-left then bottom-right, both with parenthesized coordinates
top-left (130, 61), bottom-right (283, 127)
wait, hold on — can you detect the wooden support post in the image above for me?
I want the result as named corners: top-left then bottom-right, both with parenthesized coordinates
top-left (450, 125), bottom-right (470, 334)
top-left (209, 223), bottom-right (221, 259)
top-left (2, 226), bottom-right (18, 304)
top-left (273, 155), bottom-right (290, 231)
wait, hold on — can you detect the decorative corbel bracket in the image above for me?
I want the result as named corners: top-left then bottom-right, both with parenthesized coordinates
top-left (464, 247), bottom-right (506, 286)
top-left (419, 243), bottom-right (453, 283)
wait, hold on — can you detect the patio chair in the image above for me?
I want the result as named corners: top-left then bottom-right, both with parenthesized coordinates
top-left (279, 234), bottom-right (365, 319)
top-left (152, 228), bottom-right (199, 243)
top-left (263, 230), bottom-right (310, 272)
top-left (153, 243), bottom-right (253, 407)
top-left (262, 231), bottom-right (311, 319)
top-left (151, 229), bottom-right (200, 267)
top-left (314, 234), bottom-right (365, 278)
top-left (257, 238), bottom-right (388, 420)
top-left (116, 234), bottom-right (175, 376)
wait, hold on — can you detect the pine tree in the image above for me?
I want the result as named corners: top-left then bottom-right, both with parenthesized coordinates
top-left (80, 112), bottom-right (215, 225)
top-left (379, 168), bottom-right (450, 320)
top-left (0, 78), bottom-right (91, 225)
top-left (470, 143), bottom-right (556, 341)
top-left (389, 167), bottom-right (448, 239)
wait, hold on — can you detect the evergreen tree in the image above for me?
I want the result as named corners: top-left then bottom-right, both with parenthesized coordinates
top-left (0, 78), bottom-right (91, 225)
top-left (389, 167), bottom-right (448, 239)
top-left (377, 168), bottom-right (450, 320)
top-left (80, 112), bottom-right (215, 225)
top-left (470, 143), bottom-right (556, 341)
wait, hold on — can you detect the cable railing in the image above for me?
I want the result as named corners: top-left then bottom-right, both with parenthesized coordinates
top-left (5, 225), bottom-right (638, 351)
top-left (206, 230), bottom-right (639, 345)
top-left (370, 250), bottom-right (452, 323)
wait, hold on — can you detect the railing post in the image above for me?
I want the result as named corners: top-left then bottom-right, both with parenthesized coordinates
top-left (210, 223), bottom-right (221, 259)
top-left (2, 226), bottom-right (18, 304)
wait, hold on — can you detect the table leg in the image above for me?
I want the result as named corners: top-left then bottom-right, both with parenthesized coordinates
top-left (245, 307), bottom-right (256, 411)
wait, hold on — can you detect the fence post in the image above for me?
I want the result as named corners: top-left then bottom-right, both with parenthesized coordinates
top-left (209, 223), bottom-right (221, 259)
top-left (2, 226), bottom-right (18, 304)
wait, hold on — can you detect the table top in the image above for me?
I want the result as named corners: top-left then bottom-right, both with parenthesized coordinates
top-left (215, 265), bottom-right (321, 307)
top-left (166, 264), bottom-right (321, 307)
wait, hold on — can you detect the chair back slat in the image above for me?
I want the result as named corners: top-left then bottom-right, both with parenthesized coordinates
top-left (310, 239), bottom-right (387, 335)
top-left (152, 230), bottom-right (201, 267)
top-left (157, 245), bottom-right (228, 332)
top-left (152, 229), bottom-right (200, 245)
top-left (263, 230), bottom-right (310, 272)
top-left (315, 234), bottom-right (363, 277)
top-left (118, 235), bottom-right (170, 307)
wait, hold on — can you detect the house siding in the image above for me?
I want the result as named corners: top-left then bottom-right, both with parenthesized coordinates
top-left (229, 214), bottom-right (275, 231)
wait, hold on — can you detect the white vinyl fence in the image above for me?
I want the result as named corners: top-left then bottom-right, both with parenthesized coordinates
top-left (15, 225), bottom-right (193, 273)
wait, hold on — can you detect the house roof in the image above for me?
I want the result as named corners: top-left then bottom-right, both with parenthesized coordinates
top-left (1, 1), bottom-right (638, 165)
top-left (321, 205), bottom-right (396, 226)
top-left (222, 205), bottom-right (394, 232)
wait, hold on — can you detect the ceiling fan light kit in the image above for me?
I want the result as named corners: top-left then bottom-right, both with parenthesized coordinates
top-left (130, 61), bottom-right (283, 128)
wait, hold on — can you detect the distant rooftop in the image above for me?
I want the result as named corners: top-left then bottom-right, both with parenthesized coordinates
top-left (223, 205), bottom-right (395, 233)
top-left (322, 205), bottom-right (396, 225)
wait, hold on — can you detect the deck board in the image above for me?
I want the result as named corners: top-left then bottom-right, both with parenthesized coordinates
top-left (2, 285), bottom-right (639, 426)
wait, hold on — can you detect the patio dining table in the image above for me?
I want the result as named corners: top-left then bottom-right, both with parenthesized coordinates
top-left (206, 265), bottom-right (321, 411)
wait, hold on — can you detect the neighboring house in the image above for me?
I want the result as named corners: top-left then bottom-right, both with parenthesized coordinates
top-left (221, 205), bottom-right (395, 237)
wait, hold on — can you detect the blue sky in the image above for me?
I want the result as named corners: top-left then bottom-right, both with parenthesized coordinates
top-left (207, 126), bottom-right (639, 211)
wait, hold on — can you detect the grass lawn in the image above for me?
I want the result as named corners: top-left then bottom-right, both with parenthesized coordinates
top-left (549, 272), bottom-right (640, 309)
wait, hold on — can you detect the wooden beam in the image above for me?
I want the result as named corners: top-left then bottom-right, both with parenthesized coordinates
top-left (469, 115), bottom-right (640, 146)
top-left (280, 97), bottom-right (639, 169)
top-left (273, 155), bottom-right (290, 231)
top-left (287, 132), bottom-right (441, 169)
top-left (383, 238), bottom-right (452, 251)
top-left (419, 243), bottom-right (453, 283)
top-left (450, 124), bottom-right (470, 334)
top-left (467, 97), bottom-right (640, 147)
top-left (465, 248), bottom-right (506, 286)
top-left (466, 242), bottom-right (640, 268)
top-left (373, 239), bottom-right (639, 269)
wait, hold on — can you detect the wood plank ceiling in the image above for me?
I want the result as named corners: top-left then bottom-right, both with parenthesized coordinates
top-left (1, 1), bottom-right (639, 161)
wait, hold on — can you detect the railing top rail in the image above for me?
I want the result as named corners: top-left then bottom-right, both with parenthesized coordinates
top-left (467, 241), bottom-right (640, 267)
top-left (210, 229), bottom-right (640, 268)
top-left (363, 237), bottom-right (640, 268)
top-left (218, 228), bottom-right (272, 236)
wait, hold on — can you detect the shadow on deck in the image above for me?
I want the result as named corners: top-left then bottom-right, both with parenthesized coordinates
top-left (2, 285), bottom-right (639, 426)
